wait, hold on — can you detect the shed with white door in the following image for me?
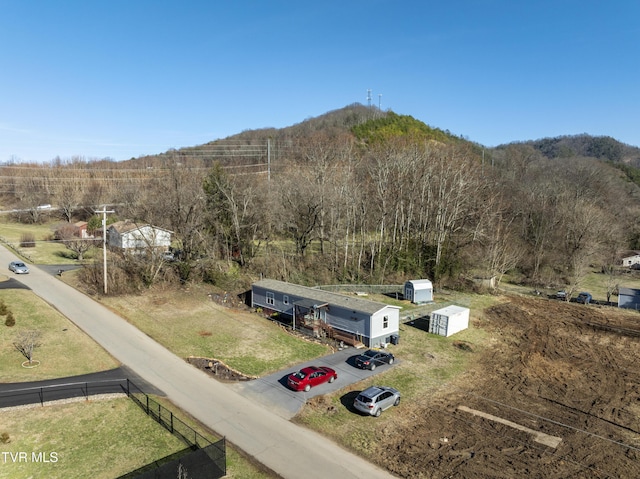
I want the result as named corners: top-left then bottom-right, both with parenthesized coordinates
top-left (404, 279), bottom-right (433, 304)
top-left (429, 305), bottom-right (469, 337)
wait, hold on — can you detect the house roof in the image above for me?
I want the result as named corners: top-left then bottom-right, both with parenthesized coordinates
top-left (253, 279), bottom-right (400, 315)
top-left (432, 305), bottom-right (469, 316)
top-left (406, 279), bottom-right (432, 288)
top-left (618, 287), bottom-right (640, 297)
top-left (108, 220), bottom-right (173, 235)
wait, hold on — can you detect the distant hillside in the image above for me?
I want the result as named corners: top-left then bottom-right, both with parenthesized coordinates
top-left (220, 104), bottom-right (464, 145)
top-left (504, 134), bottom-right (640, 166)
top-left (132, 104), bottom-right (473, 168)
top-left (136, 106), bottom-right (640, 176)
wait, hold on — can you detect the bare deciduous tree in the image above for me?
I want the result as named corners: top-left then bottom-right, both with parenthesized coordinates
top-left (14, 330), bottom-right (41, 365)
top-left (56, 223), bottom-right (95, 261)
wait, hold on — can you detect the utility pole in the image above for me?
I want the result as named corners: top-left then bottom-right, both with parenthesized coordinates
top-left (96, 206), bottom-right (115, 294)
top-left (267, 138), bottom-right (271, 182)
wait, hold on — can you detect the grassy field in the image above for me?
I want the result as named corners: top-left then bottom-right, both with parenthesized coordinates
top-left (98, 284), bottom-right (331, 376)
top-left (0, 287), bottom-right (118, 382)
top-left (0, 395), bottom-right (273, 479)
top-left (0, 398), bottom-right (187, 479)
top-left (0, 216), bottom-right (97, 265)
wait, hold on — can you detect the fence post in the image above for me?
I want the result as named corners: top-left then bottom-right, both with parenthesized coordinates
top-left (39, 387), bottom-right (43, 407)
top-left (84, 382), bottom-right (88, 401)
top-left (146, 394), bottom-right (149, 414)
top-left (126, 378), bottom-right (130, 397)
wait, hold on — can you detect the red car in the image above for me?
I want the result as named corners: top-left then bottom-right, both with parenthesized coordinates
top-left (287, 366), bottom-right (337, 392)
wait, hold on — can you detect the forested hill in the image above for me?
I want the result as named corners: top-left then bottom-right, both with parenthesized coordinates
top-left (210, 104), bottom-right (465, 146)
top-left (499, 134), bottom-right (640, 166)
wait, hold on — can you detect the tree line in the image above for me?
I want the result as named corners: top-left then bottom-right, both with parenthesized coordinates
top-left (2, 107), bottom-right (639, 294)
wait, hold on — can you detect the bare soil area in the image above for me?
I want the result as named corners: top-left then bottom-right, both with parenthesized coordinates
top-left (380, 296), bottom-right (640, 478)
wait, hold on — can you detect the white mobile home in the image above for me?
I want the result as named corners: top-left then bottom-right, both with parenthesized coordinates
top-left (618, 287), bottom-right (640, 310)
top-left (429, 305), bottom-right (469, 337)
top-left (251, 279), bottom-right (400, 348)
top-left (404, 279), bottom-right (433, 304)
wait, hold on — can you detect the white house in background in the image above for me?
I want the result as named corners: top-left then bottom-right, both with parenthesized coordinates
top-left (622, 253), bottom-right (640, 268)
top-left (106, 220), bottom-right (172, 251)
top-left (251, 279), bottom-right (401, 348)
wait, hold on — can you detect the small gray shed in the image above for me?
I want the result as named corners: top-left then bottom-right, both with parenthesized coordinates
top-left (618, 287), bottom-right (640, 310)
top-left (404, 279), bottom-right (433, 304)
top-left (429, 305), bottom-right (469, 337)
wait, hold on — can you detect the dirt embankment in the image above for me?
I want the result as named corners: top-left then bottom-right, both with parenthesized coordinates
top-left (379, 296), bottom-right (640, 478)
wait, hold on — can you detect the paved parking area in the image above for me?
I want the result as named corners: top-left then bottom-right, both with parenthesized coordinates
top-left (227, 346), bottom-right (398, 419)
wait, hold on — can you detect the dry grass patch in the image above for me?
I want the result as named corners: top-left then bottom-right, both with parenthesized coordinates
top-left (99, 284), bottom-right (330, 376)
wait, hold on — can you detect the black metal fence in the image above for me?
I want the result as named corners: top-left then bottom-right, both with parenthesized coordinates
top-left (0, 378), bottom-right (226, 478)
top-left (0, 378), bottom-right (129, 408)
top-left (126, 380), bottom-right (217, 450)
top-left (121, 379), bottom-right (226, 479)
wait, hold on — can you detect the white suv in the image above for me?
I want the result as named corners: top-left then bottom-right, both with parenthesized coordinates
top-left (353, 386), bottom-right (400, 417)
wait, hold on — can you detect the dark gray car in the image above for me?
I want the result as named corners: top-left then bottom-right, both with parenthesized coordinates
top-left (354, 349), bottom-right (395, 370)
top-left (353, 386), bottom-right (400, 417)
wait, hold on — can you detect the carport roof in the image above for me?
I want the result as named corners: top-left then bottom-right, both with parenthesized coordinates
top-left (253, 279), bottom-right (400, 315)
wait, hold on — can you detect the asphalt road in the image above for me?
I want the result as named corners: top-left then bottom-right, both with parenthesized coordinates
top-left (0, 250), bottom-right (394, 479)
top-left (0, 366), bottom-right (162, 408)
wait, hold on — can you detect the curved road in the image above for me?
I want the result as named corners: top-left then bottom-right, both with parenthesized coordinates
top-left (0, 249), bottom-right (394, 479)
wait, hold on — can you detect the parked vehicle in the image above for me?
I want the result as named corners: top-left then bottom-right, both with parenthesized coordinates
top-left (8, 261), bottom-right (29, 274)
top-left (555, 290), bottom-right (568, 300)
top-left (354, 349), bottom-right (395, 370)
top-left (287, 366), bottom-right (337, 392)
top-left (576, 292), bottom-right (592, 304)
top-left (353, 386), bottom-right (401, 417)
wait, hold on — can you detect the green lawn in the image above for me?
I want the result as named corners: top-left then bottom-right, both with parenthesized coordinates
top-left (0, 288), bottom-right (118, 382)
top-left (0, 398), bottom-right (190, 479)
top-left (0, 216), bottom-right (97, 265)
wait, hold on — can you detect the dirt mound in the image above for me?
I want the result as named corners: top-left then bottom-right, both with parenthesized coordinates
top-left (186, 357), bottom-right (255, 382)
top-left (377, 296), bottom-right (640, 478)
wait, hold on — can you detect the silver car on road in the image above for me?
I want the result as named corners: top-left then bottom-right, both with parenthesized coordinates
top-left (9, 261), bottom-right (29, 274)
top-left (353, 386), bottom-right (401, 417)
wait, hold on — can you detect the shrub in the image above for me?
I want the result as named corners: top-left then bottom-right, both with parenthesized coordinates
top-left (4, 312), bottom-right (15, 327)
top-left (0, 299), bottom-right (7, 315)
top-left (20, 233), bottom-right (36, 248)
top-left (0, 432), bottom-right (10, 444)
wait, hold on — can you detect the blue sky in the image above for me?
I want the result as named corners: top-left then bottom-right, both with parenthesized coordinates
top-left (1, 1), bottom-right (639, 163)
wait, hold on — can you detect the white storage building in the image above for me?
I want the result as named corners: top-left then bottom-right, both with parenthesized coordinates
top-left (429, 305), bottom-right (469, 337)
top-left (404, 279), bottom-right (433, 304)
